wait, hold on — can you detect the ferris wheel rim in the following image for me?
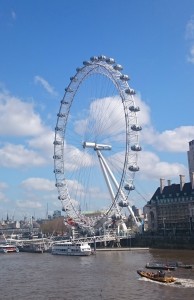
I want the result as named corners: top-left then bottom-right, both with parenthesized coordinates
top-left (53, 55), bottom-right (141, 227)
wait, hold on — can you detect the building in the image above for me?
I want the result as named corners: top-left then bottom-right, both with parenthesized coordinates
top-left (188, 140), bottom-right (194, 182)
top-left (144, 140), bottom-right (194, 235)
top-left (53, 210), bottom-right (61, 218)
top-left (144, 175), bottom-right (194, 235)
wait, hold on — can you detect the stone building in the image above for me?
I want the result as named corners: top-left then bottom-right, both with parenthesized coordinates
top-left (188, 139), bottom-right (194, 182)
top-left (144, 140), bottom-right (194, 235)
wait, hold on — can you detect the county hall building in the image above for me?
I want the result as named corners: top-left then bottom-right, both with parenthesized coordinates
top-left (144, 140), bottom-right (194, 235)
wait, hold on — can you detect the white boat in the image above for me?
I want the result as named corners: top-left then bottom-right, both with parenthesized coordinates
top-left (51, 241), bottom-right (92, 256)
top-left (0, 243), bottom-right (19, 253)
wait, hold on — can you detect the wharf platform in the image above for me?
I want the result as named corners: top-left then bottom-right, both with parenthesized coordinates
top-left (96, 247), bottom-right (149, 251)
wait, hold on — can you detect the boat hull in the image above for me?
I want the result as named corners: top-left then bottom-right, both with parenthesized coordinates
top-left (137, 270), bottom-right (175, 283)
top-left (51, 241), bottom-right (92, 256)
top-left (52, 250), bottom-right (91, 256)
top-left (0, 245), bottom-right (19, 253)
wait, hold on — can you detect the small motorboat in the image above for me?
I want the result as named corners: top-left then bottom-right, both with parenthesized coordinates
top-left (0, 243), bottom-right (19, 253)
top-left (137, 270), bottom-right (176, 284)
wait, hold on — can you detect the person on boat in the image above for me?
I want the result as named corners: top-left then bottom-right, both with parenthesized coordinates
top-left (157, 270), bottom-right (165, 278)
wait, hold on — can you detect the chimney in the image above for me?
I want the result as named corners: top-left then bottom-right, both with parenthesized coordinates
top-left (191, 172), bottom-right (194, 190)
top-left (167, 180), bottom-right (171, 186)
top-left (160, 178), bottom-right (165, 193)
top-left (179, 174), bottom-right (185, 191)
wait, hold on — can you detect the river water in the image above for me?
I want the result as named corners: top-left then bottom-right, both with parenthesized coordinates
top-left (1, 248), bottom-right (194, 300)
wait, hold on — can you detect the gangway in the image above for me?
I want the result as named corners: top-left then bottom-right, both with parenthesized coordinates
top-left (52, 234), bottom-right (134, 245)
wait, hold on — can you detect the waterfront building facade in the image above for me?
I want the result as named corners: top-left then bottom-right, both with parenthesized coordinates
top-left (188, 140), bottom-right (194, 182)
top-left (144, 175), bottom-right (194, 235)
top-left (144, 140), bottom-right (194, 235)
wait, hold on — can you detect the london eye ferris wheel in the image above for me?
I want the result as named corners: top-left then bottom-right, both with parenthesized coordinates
top-left (53, 55), bottom-right (142, 234)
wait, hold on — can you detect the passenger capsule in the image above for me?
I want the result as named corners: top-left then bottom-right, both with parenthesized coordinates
top-left (129, 105), bottom-right (140, 112)
top-left (90, 56), bottom-right (98, 62)
top-left (76, 67), bottom-right (83, 72)
top-left (118, 200), bottom-right (129, 207)
top-left (70, 76), bottom-right (78, 82)
top-left (57, 113), bottom-right (66, 117)
top-left (83, 60), bottom-right (91, 66)
top-left (62, 207), bottom-right (69, 212)
top-left (58, 195), bottom-right (65, 200)
top-left (55, 126), bottom-right (63, 131)
top-left (98, 55), bottom-right (107, 61)
top-left (128, 165), bottom-right (140, 172)
top-left (131, 124), bottom-right (142, 131)
top-left (120, 74), bottom-right (130, 81)
top-left (55, 182), bottom-right (65, 187)
top-left (53, 155), bottom-right (62, 159)
top-left (61, 100), bottom-right (69, 105)
top-left (111, 214), bottom-right (121, 220)
top-left (106, 57), bottom-right (115, 64)
top-left (125, 88), bottom-right (136, 95)
top-left (65, 87), bottom-right (73, 93)
top-left (54, 169), bottom-right (62, 174)
top-left (113, 64), bottom-right (123, 71)
top-left (53, 140), bottom-right (62, 145)
top-left (124, 183), bottom-right (135, 191)
top-left (131, 144), bottom-right (142, 151)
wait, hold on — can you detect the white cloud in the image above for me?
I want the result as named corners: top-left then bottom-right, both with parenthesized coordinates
top-left (74, 96), bottom-right (125, 137)
top-left (186, 16), bottom-right (194, 40)
top-left (0, 182), bottom-right (9, 203)
top-left (187, 45), bottom-right (194, 63)
top-left (34, 76), bottom-right (57, 96)
top-left (141, 125), bottom-right (194, 152)
top-left (0, 191), bottom-right (8, 202)
top-left (11, 11), bottom-right (16, 20)
top-left (63, 143), bottom-right (95, 171)
top-left (185, 16), bottom-right (194, 64)
top-left (16, 200), bottom-right (42, 209)
top-left (28, 130), bottom-right (54, 159)
top-left (21, 178), bottom-right (55, 191)
top-left (0, 144), bottom-right (46, 168)
top-left (154, 126), bottom-right (194, 152)
top-left (138, 151), bottom-right (187, 180)
top-left (0, 182), bottom-right (8, 189)
top-left (0, 89), bottom-right (45, 136)
top-left (134, 94), bottom-right (151, 126)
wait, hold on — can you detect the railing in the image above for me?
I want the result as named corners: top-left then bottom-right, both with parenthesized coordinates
top-left (52, 234), bottom-right (134, 244)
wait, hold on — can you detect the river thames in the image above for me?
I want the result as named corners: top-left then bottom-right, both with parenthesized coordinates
top-left (1, 248), bottom-right (194, 300)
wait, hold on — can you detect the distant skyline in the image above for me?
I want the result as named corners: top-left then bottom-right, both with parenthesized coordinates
top-left (0, 0), bottom-right (194, 220)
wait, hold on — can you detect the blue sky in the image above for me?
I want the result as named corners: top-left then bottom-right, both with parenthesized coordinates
top-left (0, 0), bottom-right (194, 221)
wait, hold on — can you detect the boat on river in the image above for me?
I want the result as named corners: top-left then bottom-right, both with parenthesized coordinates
top-left (0, 243), bottom-right (19, 253)
top-left (168, 261), bottom-right (193, 269)
top-left (145, 262), bottom-right (176, 271)
top-left (18, 243), bottom-right (47, 253)
top-left (51, 241), bottom-right (92, 256)
top-left (137, 270), bottom-right (176, 283)
top-left (176, 263), bottom-right (192, 269)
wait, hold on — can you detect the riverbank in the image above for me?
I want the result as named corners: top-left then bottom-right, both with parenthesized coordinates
top-left (96, 247), bottom-right (149, 251)
top-left (123, 234), bottom-right (194, 250)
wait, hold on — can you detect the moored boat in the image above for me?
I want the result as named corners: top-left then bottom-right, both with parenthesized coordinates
top-left (177, 263), bottom-right (192, 269)
top-left (145, 262), bottom-right (176, 271)
top-left (0, 244), bottom-right (19, 253)
top-left (18, 243), bottom-right (45, 253)
top-left (168, 261), bottom-right (193, 269)
top-left (52, 241), bottom-right (92, 256)
top-left (137, 270), bottom-right (176, 283)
